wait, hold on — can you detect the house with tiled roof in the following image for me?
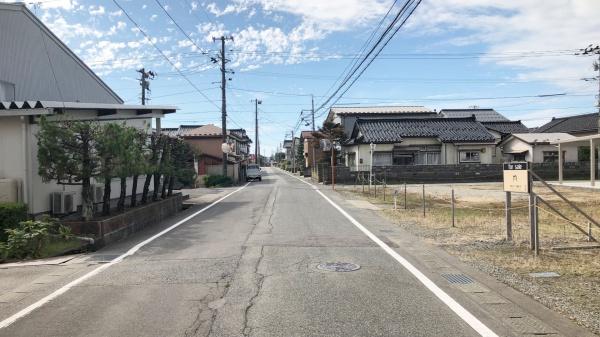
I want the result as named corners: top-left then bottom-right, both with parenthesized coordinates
top-left (535, 113), bottom-right (599, 136)
top-left (440, 108), bottom-right (529, 163)
top-left (325, 105), bottom-right (438, 139)
top-left (180, 124), bottom-right (252, 183)
top-left (498, 133), bottom-right (579, 163)
top-left (344, 117), bottom-right (497, 169)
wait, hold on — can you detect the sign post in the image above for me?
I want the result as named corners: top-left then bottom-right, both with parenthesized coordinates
top-left (503, 162), bottom-right (531, 243)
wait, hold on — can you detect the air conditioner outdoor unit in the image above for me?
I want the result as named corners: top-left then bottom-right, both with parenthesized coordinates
top-left (51, 191), bottom-right (76, 215)
top-left (92, 185), bottom-right (104, 203)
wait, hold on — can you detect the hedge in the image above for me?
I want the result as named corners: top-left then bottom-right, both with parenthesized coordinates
top-left (203, 175), bottom-right (233, 187)
top-left (0, 202), bottom-right (28, 242)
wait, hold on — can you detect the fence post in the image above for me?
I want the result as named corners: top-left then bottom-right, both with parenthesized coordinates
top-left (529, 192), bottom-right (536, 251)
top-left (505, 191), bottom-right (512, 241)
top-left (383, 181), bottom-right (386, 201)
top-left (589, 223), bottom-right (593, 242)
top-left (404, 182), bottom-right (407, 210)
top-left (374, 177), bottom-right (377, 198)
top-left (422, 184), bottom-right (426, 217)
top-left (451, 188), bottom-right (455, 228)
top-left (534, 195), bottom-right (539, 256)
top-left (394, 190), bottom-right (398, 210)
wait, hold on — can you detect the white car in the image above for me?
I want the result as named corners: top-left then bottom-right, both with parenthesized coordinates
top-left (246, 164), bottom-right (262, 181)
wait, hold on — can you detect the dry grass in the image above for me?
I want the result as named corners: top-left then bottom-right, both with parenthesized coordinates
top-left (338, 183), bottom-right (600, 334)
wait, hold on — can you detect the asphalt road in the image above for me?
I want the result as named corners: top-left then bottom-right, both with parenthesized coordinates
top-left (0, 168), bottom-right (574, 337)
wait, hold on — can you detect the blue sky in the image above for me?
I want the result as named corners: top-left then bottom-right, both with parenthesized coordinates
top-left (12, 0), bottom-right (600, 155)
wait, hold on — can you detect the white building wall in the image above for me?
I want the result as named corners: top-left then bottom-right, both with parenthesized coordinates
top-left (344, 139), bottom-right (495, 168)
top-left (501, 138), bottom-right (579, 163)
top-left (0, 116), bottom-right (26, 201)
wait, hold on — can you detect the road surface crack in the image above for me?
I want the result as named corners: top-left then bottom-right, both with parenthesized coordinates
top-left (242, 245), bottom-right (265, 337)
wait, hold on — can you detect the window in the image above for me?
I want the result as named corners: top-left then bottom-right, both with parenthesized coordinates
top-left (373, 152), bottom-right (392, 166)
top-left (347, 153), bottom-right (356, 167)
top-left (459, 151), bottom-right (480, 163)
top-left (543, 151), bottom-right (558, 163)
top-left (513, 153), bottom-right (526, 161)
top-left (393, 154), bottom-right (414, 165)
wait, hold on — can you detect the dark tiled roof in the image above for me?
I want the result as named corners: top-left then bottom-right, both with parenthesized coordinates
top-left (481, 121), bottom-right (529, 135)
top-left (535, 113), bottom-right (599, 134)
top-left (440, 109), bottom-right (509, 122)
top-left (351, 118), bottom-right (495, 144)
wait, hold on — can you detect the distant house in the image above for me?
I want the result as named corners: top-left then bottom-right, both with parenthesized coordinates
top-left (344, 117), bottom-right (497, 169)
top-left (161, 125), bottom-right (203, 137)
top-left (440, 108), bottom-right (529, 163)
top-left (300, 130), bottom-right (325, 170)
top-left (325, 105), bottom-right (437, 139)
top-left (0, 3), bottom-right (176, 215)
top-left (535, 113), bottom-right (599, 137)
top-left (181, 125), bottom-right (251, 183)
top-left (499, 133), bottom-right (578, 163)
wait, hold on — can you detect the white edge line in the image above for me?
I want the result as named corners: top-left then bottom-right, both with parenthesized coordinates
top-left (277, 169), bottom-right (499, 337)
top-left (0, 183), bottom-right (250, 329)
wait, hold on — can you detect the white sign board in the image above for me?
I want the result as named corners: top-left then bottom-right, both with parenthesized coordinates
top-left (503, 162), bottom-right (530, 193)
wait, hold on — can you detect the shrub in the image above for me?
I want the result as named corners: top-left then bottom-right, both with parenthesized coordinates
top-left (204, 175), bottom-right (233, 187)
top-left (0, 202), bottom-right (27, 242)
top-left (4, 219), bottom-right (51, 259)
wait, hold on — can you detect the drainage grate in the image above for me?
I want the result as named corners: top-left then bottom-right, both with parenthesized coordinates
top-left (317, 262), bottom-right (361, 272)
top-left (442, 273), bottom-right (474, 284)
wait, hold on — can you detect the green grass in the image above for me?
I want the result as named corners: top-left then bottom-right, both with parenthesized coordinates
top-left (38, 238), bottom-right (85, 258)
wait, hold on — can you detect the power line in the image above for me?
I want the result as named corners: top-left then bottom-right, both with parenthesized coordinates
top-left (111, 0), bottom-right (219, 110)
top-left (314, 0), bottom-right (423, 118)
top-left (153, 0), bottom-right (210, 56)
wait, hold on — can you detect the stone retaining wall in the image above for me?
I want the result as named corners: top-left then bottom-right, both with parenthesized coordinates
top-left (64, 193), bottom-right (185, 248)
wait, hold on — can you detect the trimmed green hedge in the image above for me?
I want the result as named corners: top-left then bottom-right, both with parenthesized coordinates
top-left (0, 203), bottom-right (28, 242)
top-left (204, 175), bottom-right (233, 187)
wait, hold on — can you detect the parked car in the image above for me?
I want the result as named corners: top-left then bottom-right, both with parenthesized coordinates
top-left (246, 164), bottom-right (262, 181)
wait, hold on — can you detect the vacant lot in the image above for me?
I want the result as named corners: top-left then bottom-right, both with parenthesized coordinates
top-left (339, 182), bottom-right (600, 335)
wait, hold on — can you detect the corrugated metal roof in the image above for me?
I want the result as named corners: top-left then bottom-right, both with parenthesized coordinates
top-left (0, 3), bottom-right (123, 103)
top-left (331, 105), bottom-right (433, 115)
top-left (512, 133), bottom-right (576, 144)
top-left (440, 109), bottom-right (509, 122)
top-left (0, 100), bottom-right (176, 112)
top-left (351, 118), bottom-right (496, 144)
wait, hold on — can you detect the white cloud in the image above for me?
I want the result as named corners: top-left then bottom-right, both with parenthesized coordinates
top-left (150, 14), bottom-right (158, 22)
top-left (407, 0), bottom-right (600, 92)
top-left (109, 10), bottom-right (123, 17)
top-left (88, 5), bottom-right (105, 16)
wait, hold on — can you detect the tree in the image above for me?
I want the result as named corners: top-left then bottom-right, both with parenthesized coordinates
top-left (37, 117), bottom-right (99, 220)
top-left (167, 138), bottom-right (197, 195)
top-left (96, 123), bottom-right (122, 215)
top-left (312, 121), bottom-right (345, 164)
top-left (113, 125), bottom-right (143, 211)
top-left (295, 136), bottom-right (306, 171)
top-left (130, 129), bottom-right (149, 207)
top-left (141, 133), bottom-right (162, 204)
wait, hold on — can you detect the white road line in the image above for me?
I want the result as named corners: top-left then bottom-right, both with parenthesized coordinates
top-left (0, 183), bottom-right (250, 329)
top-left (278, 169), bottom-right (499, 337)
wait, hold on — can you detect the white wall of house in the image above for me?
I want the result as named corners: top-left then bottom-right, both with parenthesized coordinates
top-left (501, 138), bottom-right (579, 163)
top-left (344, 139), bottom-right (495, 170)
top-left (0, 115), bottom-right (157, 215)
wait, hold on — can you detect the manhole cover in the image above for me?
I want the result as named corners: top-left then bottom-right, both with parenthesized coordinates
top-left (317, 262), bottom-right (361, 272)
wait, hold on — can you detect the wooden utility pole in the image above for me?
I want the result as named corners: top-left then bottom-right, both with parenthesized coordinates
top-left (253, 99), bottom-right (262, 165)
top-left (213, 36), bottom-right (234, 176)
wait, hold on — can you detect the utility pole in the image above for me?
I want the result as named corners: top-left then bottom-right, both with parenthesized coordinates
top-left (137, 68), bottom-right (157, 132)
top-left (253, 99), bottom-right (262, 165)
top-left (311, 94), bottom-right (316, 174)
top-left (578, 44), bottom-right (600, 133)
top-left (212, 36), bottom-right (234, 176)
top-left (137, 68), bottom-right (155, 105)
top-left (291, 130), bottom-right (296, 172)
